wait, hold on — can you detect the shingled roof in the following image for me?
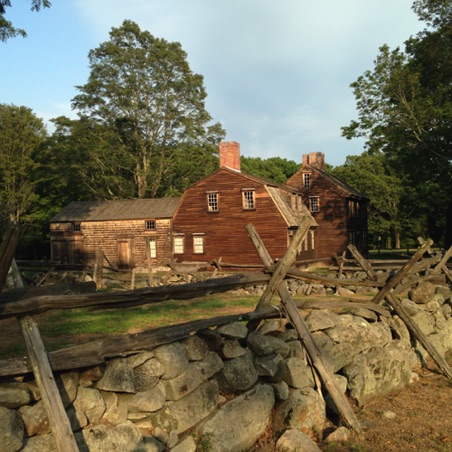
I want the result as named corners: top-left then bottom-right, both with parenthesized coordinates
top-left (50, 198), bottom-right (181, 223)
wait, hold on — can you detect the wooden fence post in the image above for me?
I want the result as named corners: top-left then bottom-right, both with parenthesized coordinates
top-left (0, 223), bottom-right (21, 291)
top-left (11, 260), bottom-right (79, 452)
top-left (247, 224), bottom-right (363, 434)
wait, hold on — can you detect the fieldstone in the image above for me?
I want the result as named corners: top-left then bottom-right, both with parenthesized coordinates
top-left (306, 311), bottom-right (333, 335)
top-left (279, 328), bottom-right (299, 342)
top-left (273, 387), bottom-right (326, 438)
top-left (247, 331), bottom-right (290, 357)
top-left (0, 383), bottom-right (31, 409)
top-left (21, 433), bottom-right (57, 452)
top-left (336, 287), bottom-right (355, 297)
top-left (147, 380), bottom-right (219, 435)
top-left (324, 374), bottom-right (348, 417)
top-left (216, 322), bottom-right (248, 339)
top-left (19, 401), bottom-right (51, 436)
top-left (198, 384), bottom-right (275, 452)
top-left (163, 363), bottom-right (203, 401)
top-left (217, 352), bottom-right (258, 391)
top-left (274, 357), bottom-right (315, 389)
top-left (66, 405), bottom-right (88, 430)
top-left (343, 341), bottom-right (417, 406)
top-left (56, 371), bottom-right (79, 407)
top-left (287, 340), bottom-right (305, 358)
top-left (347, 307), bottom-right (378, 322)
top-left (73, 387), bottom-right (106, 424)
top-left (135, 435), bottom-right (166, 452)
top-left (194, 351), bottom-right (224, 380)
top-left (78, 421), bottom-right (142, 452)
top-left (221, 339), bottom-right (246, 358)
top-left (182, 335), bottom-right (209, 361)
top-left (197, 328), bottom-right (224, 352)
top-left (154, 342), bottom-right (189, 380)
top-left (324, 426), bottom-right (351, 444)
top-left (409, 281), bottom-right (436, 304)
top-left (399, 298), bottom-right (423, 315)
top-left (258, 319), bottom-right (287, 335)
top-left (411, 310), bottom-right (436, 336)
top-left (254, 353), bottom-right (283, 377)
top-left (0, 407), bottom-right (24, 452)
top-left (127, 351), bottom-right (155, 368)
top-left (100, 391), bottom-right (128, 425)
top-left (79, 365), bottom-right (104, 387)
top-left (381, 315), bottom-right (411, 344)
top-left (276, 428), bottom-right (321, 451)
top-left (171, 435), bottom-right (196, 452)
top-left (122, 382), bottom-right (165, 412)
top-left (271, 381), bottom-right (290, 401)
top-left (133, 358), bottom-right (164, 392)
top-left (96, 358), bottom-right (135, 393)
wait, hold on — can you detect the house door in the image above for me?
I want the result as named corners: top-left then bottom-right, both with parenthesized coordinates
top-left (117, 239), bottom-right (134, 268)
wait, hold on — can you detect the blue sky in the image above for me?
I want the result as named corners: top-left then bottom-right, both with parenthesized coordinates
top-left (1, 1), bottom-right (424, 167)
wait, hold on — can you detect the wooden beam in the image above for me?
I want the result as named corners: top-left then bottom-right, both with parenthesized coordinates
top-left (247, 224), bottom-right (363, 434)
top-left (0, 223), bottom-right (21, 291)
top-left (348, 245), bottom-right (452, 381)
top-left (11, 260), bottom-right (78, 452)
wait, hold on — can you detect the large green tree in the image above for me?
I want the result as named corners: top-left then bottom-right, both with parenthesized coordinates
top-left (241, 156), bottom-right (299, 184)
top-left (72, 20), bottom-right (224, 199)
top-left (0, 104), bottom-right (46, 225)
top-left (342, 0), bottom-right (452, 246)
top-left (0, 0), bottom-right (50, 41)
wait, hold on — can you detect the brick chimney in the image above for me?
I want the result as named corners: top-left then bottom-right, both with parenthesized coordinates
top-left (302, 152), bottom-right (325, 170)
top-left (219, 141), bottom-right (241, 172)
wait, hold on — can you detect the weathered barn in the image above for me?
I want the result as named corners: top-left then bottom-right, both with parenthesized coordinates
top-left (172, 142), bottom-right (317, 267)
top-left (286, 152), bottom-right (369, 258)
top-left (49, 198), bottom-right (181, 269)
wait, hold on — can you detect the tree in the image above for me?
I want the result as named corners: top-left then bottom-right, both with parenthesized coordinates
top-left (241, 156), bottom-right (299, 184)
top-left (72, 20), bottom-right (224, 199)
top-left (0, 104), bottom-right (46, 225)
top-left (342, 1), bottom-right (452, 246)
top-left (0, 0), bottom-right (51, 42)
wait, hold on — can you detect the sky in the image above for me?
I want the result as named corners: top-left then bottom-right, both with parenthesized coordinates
top-left (1, 1), bottom-right (425, 167)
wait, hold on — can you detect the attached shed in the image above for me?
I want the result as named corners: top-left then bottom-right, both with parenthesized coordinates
top-left (50, 198), bottom-right (181, 269)
top-left (172, 142), bottom-right (317, 267)
top-left (286, 152), bottom-right (369, 258)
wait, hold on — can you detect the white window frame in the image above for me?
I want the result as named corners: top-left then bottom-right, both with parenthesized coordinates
top-left (207, 192), bottom-right (219, 212)
top-left (174, 235), bottom-right (184, 254)
top-left (242, 189), bottom-right (256, 210)
top-left (303, 172), bottom-right (312, 189)
top-left (148, 238), bottom-right (157, 258)
top-left (309, 196), bottom-right (319, 212)
top-left (193, 234), bottom-right (205, 254)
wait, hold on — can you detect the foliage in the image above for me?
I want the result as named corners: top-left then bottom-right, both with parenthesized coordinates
top-left (341, 1), bottom-right (452, 246)
top-left (72, 20), bottom-right (224, 198)
top-left (241, 155), bottom-right (299, 183)
top-left (0, 104), bottom-right (46, 226)
top-left (0, 0), bottom-right (51, 41)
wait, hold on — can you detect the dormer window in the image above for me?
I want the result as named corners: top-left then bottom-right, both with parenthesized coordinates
top-left (303, 172), bottom-right (312, 189)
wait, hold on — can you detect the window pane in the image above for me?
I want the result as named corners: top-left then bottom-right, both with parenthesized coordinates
top-left (145, 220), bottom-right (156, 230)
top-left (174, 236), bottom-right (184, 254)
top-left (149, 239), bottom-right (157, 258)
top-left (309, 197), bottom-right (319, 212)
top-left (207, 193), bottom-right (218, 211)
top-left (193, 235), bottom-right (204, 254)
top-left (243, 190), bottom-right (255, 209)
top-left (303, 173), bottom-right (311, 189)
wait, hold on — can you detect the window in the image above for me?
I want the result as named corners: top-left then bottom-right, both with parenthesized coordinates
top-left (148, 239), bottom-right (157, 258)
top-left (207, 192), bottom-right (219, 212)
top-left (71, 222), bottom-right (81, 232)
top-left (242, 189), bottom-right (255, 209)
top-left (309, 197), bottom-right (319, 212)
top-left (174, 235), bottom-right (184, 254)
top-left (303, 172), bottom-right (311, 189)
top-left (145, 220), bottom-right (156, 230)
top-left (193, 234), bottom-right (205, 254)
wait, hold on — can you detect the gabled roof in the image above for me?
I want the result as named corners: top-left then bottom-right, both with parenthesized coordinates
top-left (50, 198), bottom-right (181, 223)
top-left (293, 165), bottom-right (369, 199)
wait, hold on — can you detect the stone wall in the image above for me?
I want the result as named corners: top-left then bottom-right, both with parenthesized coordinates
top-left (1, 278), bottom-right (451, 452)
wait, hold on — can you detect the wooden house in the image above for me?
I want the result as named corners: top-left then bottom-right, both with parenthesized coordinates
top-left (286, 152), bottom-right (369, 259)
top-left (172, 142), bottom-right (317, 267)
top-left (49, 198), bottom-right (181, 269)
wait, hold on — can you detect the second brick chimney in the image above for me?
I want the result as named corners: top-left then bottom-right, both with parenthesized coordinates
top-left (302, 152), bottom-right (325, 170)
top-left (219, 141), bottom-right (241, 172)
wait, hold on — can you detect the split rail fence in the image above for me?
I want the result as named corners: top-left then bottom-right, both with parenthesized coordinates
top-left (1, 222), bottom-right (452, 450)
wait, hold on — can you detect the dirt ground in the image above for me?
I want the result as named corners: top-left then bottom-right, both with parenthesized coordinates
top-left (318, 355), bottom-right (452, 452)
